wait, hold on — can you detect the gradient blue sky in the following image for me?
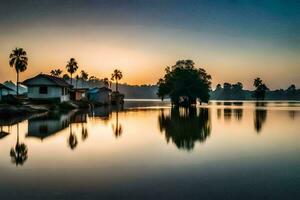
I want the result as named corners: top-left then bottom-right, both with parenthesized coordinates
top-left (0, 0), bottom-right (299, 89)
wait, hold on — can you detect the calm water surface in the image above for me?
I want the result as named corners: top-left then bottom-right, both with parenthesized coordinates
top-left (0, 100), bottom-right (300, 199)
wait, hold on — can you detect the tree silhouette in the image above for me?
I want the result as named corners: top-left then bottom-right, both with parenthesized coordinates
top-left (75, 75), bottom-right (79, 89)
top-left (63, 73), bottom-right (70, 80)
top-left (111, 69), bottom-right (123, 92)
top-left (66, 58), bottom-right (79, 85)
top-left (103, 77), bottom-right (110, 87)
top-left (157, 60), bottom-right (211, 106)
top-left (80, 70), bottom-right (89, 88)
top-left (50, 69), bottom-right (63, 77)
top-left (253, 78), bottom-right (269, 100)
top-left (9, 48), bottom-right (28, 96)
top-left (10, 123), bottom-right (28, 166)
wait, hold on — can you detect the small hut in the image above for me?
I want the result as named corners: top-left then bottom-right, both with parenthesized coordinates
top-left (87, 87), bottom-right (112, 104)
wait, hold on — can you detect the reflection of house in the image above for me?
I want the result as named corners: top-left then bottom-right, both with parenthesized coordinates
top-left (0, 83), bottom-right (14, 101)
top-left (70, 88), bottom-right (88, 101)
top-left (26, 113), bottom-right (71, 140)
top-left (23, 74), bottom-right (72, 102)
top-left (87, 87), bottom-right (111, 104)
top-left (90, 107), bottom-right (111, 120)
top-left (70, 111), bottom-right (88, 124)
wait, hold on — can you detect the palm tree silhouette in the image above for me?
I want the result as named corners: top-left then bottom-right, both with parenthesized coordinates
top-left (80, 70), bottom-right (89, 88)
top-left (50, 69), bottom-right (63, 77)
top-left (10, 123), bottom-right (28, 166)
top-left (66, 58), bottom-right (79, 85)
top-left (111, 69), bottom-right (123, 92)
top-left (9, 48), bottom-right (28, 96)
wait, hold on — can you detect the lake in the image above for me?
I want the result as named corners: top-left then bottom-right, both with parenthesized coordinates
top-left (0, 100), bottom-right (300, 199)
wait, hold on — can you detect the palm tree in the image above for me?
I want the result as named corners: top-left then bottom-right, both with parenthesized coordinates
top-left (10, 123), bottom-right (28, 166)
top-left (80, 70), bottom-right (89, 88)
top-left (75, 75), bottom-right (79, 89)
top-left (9, 48), bottom-right (28, 96)
top-left (111, 69), bottom-right (123, 92)
top-left (66, 58), bottom-right (79, 85)
top-left (50, 69), bottom-right (63, 77)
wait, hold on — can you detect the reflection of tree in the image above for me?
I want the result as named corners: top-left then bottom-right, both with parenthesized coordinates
top-left (68, 124), bottom-right (78, 150)
top-left (254, 102), bottom-right (268, 133)
top-left (217, 109), bottom-right (222, 120)
top-left (288, 111), bottom-right (295, 120)
top-left (158, 107), bottom-right (211, 151)
top-left (233, 109), bottom-right (243, 121)
top-left (81, 123), bottom-right (88, 141)
top-left (224, 108), bottom-right (232, 121)
top-left (10, 123), bottom-right (28, 166)
top-left (112, 110), bottom-right (123, 138)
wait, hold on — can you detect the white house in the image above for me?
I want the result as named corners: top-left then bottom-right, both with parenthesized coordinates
top-left (23, 74), bottom-right (72, 102)
top-left (87, 87), bottom-right (112, 104)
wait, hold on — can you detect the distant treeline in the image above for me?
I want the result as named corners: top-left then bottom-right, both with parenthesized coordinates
top-left (210, 82), bottom-right (300, 100)
top-left (117, 84), bottom-right (158, 99)
top-left (114, 82), bottom-right (300, 100)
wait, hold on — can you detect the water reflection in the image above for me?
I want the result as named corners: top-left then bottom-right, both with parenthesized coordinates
top-left (68, 124), bottom-right (78, 150)
top-left (10, 123), bottom-right (28, 166)
top-left (234, 108), bottom-right (243, 121)
top-left (26, 112), bottom-right (72, 140)
top-left (158, 107), bottom-right (211, 151)
top-left (253, 102), bottom-right (268, 133)
top-left (111, 105), bottom-right (123, 138)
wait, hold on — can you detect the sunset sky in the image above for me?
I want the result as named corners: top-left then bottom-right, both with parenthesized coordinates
top-left (0, 0), bottom-right (299, 89)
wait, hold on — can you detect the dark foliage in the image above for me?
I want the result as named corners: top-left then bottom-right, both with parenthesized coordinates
top-left (157, 60), bottom-right (212, 106)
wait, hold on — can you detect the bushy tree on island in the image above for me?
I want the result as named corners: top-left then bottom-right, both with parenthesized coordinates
top-left (157, 60), bottom-right (212, 106)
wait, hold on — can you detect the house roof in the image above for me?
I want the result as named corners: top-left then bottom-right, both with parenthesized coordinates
top-left (0, 83), bottom-right (14, 91)
top-left (23, 74), bottom-right (72, 88)
top-left (88, 87), bottom-right (112, 94)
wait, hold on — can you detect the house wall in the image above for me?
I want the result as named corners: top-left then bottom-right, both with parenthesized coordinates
top-left (88, 90), bottom-right (110, 104)
top-left (99, 91), bottom-right (110, 104)
top-left (28, 86), bottom-right (69, 102)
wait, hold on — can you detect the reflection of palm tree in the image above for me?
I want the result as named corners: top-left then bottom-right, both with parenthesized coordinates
top-left (81, 123), bottom-right (88, 141)
top-left (254, 102), bottom-right (267, 133)
top-left (112, 110), bottom-right (123, 138)
top-left (10, 123), bottom-right (28, 166)
top-left (234, 109), bottom-right (243, 121)
top-left (158, 107), bottom-right (211, 151)
top-left (68, 124), bottom-right (78, 150)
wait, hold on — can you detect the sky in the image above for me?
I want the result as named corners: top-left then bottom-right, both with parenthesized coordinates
top-left (0, 0), bottom-right (299, 89)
